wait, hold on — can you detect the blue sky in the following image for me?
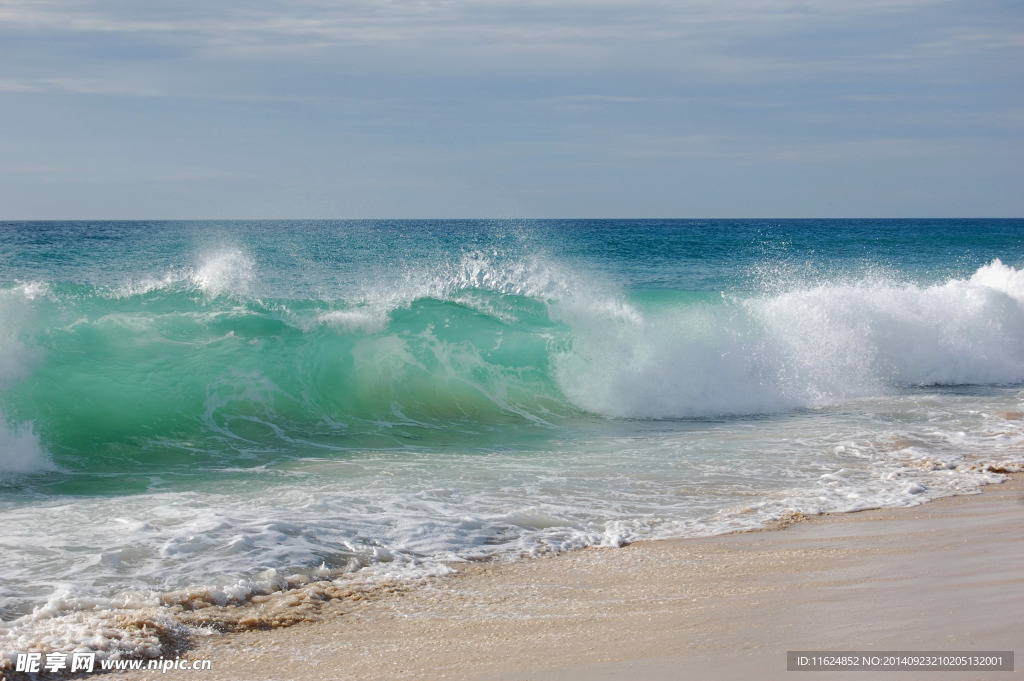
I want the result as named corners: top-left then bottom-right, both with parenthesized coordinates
top-left (1, 0), bottom-right (1021, 218)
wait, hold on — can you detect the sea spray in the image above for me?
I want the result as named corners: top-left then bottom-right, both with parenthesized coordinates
top-left (553, 260), bottom-right (1024, 418)
top-left (0, 283), bottom-right (54, 477)
top-left (752, 259), bottom-right (1024, 392)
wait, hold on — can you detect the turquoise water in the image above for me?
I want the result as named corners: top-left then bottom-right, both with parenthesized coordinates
top-left (1, 219), bottom-right (1023, 660)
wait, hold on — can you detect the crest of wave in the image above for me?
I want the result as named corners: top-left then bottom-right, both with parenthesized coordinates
top-left (969, 258), bottom-right (1024, 302)
top-left (321, 248), bottom-right (629, 330)
top-left (188, 249), bottom-right (256, 297)
top-left (757, 258), bottom-right (1024, 391)
top-left (108, 248), bottom-right (258, 299)
top-left (554, 260), bottom-right (1024, 419)
top-left (391, 250), bottom-right (597, 304)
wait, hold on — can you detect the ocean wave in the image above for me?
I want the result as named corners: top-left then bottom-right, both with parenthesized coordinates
top-left (1, 260), bottom-right (1023, 464)
top-left (555, 259), bottom-right (1024, 417)
top-left (5, 221), bottom-right (1024, 667)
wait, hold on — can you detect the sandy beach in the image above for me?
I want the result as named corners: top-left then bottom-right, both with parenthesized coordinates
top-left (109, 474), bottom-right (1022, 681)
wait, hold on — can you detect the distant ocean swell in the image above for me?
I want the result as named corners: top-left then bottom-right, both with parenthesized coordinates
top-left (2, 256), bottom-right (1024, 476)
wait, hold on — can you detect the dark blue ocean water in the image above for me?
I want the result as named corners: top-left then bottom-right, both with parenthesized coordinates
top-left (2, 219), bottom-right (1021, 294)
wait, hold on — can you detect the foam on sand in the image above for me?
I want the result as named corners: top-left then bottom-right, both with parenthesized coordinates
top-left (100, 476), bottom-right (1024, 681)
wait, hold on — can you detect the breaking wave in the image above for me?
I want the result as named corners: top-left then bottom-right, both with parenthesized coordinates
top-left (2, 255), bottom-right (1024, 471)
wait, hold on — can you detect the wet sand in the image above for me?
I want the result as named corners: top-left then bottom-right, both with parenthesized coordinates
top-left (116, 476), bottom-right (1023, 681)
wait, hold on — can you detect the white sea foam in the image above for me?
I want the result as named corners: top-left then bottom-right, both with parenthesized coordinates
top-left (0, 400), bottom-right (1021, 661)
top-left (554, 261), bottom-right (1024, 418)
top-left (0, 284), bottom-right (54, 476)
top-left (0, 418), bottom-right (52, 476)
top-left (553, 297), bottom-right (790, 418)
top-left (970, 257), bottom-right (1024, 302)
top-left (757, 259), bottom-right (1024, 390)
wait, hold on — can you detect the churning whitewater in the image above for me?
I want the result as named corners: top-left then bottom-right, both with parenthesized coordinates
top-left (1, 219), bottom-right (1022, 665)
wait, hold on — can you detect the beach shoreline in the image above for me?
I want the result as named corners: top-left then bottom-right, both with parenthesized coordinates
top-left (111, 473), bottom-right (1023, 681)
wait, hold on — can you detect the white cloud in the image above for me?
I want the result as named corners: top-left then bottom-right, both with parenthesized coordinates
top-left (0, 77), bottom-right (163, 96)
top-left (2, 0), bottom-right (1011, 88)
top-left (0, 0), bottom-right (963, 49)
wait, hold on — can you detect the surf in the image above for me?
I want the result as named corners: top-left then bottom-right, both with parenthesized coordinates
top-left (2, 253), bottom-right (1024, 479)
top-left (2, 220), bottom-right (1023, 666)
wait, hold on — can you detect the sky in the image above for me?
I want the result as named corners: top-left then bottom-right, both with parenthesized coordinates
top-left (0, 0), bottom-right (1022, 219)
